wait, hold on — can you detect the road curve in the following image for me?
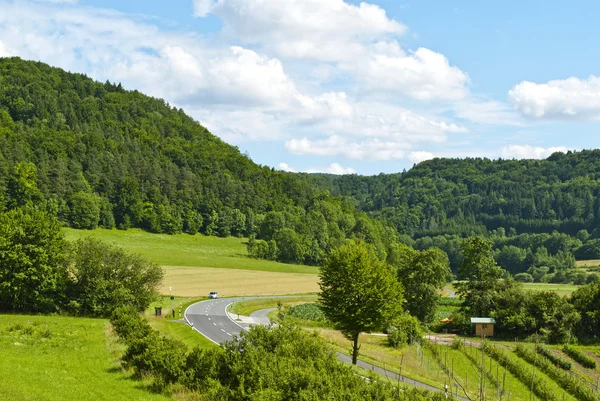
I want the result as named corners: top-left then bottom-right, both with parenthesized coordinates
top-left (185, 298), bottom-right (469, 400)
top-left (184, 297), bottom-right (248, 344)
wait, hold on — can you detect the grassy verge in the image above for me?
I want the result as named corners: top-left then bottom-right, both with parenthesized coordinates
top-left (227, 295), bottom-right (318, 316)
top-left (0, 314), bottom-right (171, 401)
top-left (64, 228), bottom-right (316, 274)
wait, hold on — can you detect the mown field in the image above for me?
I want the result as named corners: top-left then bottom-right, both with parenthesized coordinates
top-left (0, 315), bottom-right (172, 401)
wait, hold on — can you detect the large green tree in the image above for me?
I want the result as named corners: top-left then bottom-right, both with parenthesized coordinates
top-left (396, 247), bottom-right (450, 323)
top-left (319, 240), bottom-right (403, 364)
top-left (65, 238), bottom-right (163, 316)
top-left (0, 209), bottom-right (68, 312)
top-left (457, 236), bottom-right (506, 317)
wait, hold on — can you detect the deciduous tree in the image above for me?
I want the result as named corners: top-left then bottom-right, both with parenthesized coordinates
top-left (319, 240), bottom-right (403, 364)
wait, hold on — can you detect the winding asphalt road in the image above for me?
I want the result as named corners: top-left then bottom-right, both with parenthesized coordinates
top-left (185, 297), bottom-right (248, 344)
top-left (184, 298), bottom-right (470, 400)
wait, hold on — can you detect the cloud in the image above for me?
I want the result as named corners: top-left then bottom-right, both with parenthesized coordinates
top-left (500, 145), bottom-right (568, 160)
top-left (454, 97), bottom-right (522, 125)
top-left (408, 151), bottom-right (435, 164)
top-left (278, 162), bottom-right (356, 175)
top-left (0, 40), bottom-right (10, 57)
top-left (194, 1), bottom-right (471, 103)
top-left (285, 136), bottom-right (410, 160)
top-left (353, 45), bottom-right (470, 101)
top-left (509, 76), bottom-right (600, 120)
top-left (194, 0), bottom-right (406, 62)
top-left (277, 162), bottom-right (295, 172)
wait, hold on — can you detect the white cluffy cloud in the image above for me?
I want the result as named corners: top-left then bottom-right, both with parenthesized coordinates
top-left (194, 0), bottom-right (405, 62)
top-left (285, 136), bottom-right (410, 161)
top-left (509, 76), bottom-right (600, 120)
top-left (408, 151), bottom-right (436, 164)
top-left (354, 44), bottom-right (470, 101)
top-left (278, 162), bottom-right (356, 175)
top-left (500, 145), bottom-right (568, 160)
top-left (194, 0), bottom-right (471, 103)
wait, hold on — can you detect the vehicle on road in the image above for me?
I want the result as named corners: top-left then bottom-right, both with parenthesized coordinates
top-left (208, 291), bottom-right (219, 299)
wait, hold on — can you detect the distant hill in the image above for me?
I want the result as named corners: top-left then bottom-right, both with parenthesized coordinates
top-left (313, 152), bottom-right (600, 239)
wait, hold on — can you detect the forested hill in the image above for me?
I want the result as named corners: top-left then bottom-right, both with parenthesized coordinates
top-left (314, 153), bottom-right (600, 239)
top-left (307, 153), bottom-right (600, 279)
top-left (0, 57), bottom-right (396, 267)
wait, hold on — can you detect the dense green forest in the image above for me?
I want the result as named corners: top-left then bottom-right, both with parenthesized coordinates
top-left (2, 57), bottom-right (600, 281)
top-left (309, 153), bottom-right (600, 280)
top-left (0, 57), bottom-right (393, 266)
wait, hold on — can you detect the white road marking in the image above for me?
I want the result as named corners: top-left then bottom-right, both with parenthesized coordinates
top-left (207, 317), bottom-right (211, 320)
top-left (220, 329), bottom-right (226, 333)
top-left (213, 322), bottom-right (217, 326)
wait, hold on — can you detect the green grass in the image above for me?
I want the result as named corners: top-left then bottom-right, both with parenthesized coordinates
top-left (521, 282), bottom-right (580, 296)
top-left (228, 295), bottom-right (318, 316)
top-left (64, 228), bottom-right (317, 274)
top-left (147, 317), bottom-right (217, 349)
top-left (0, 314), bottom-right (171, 401)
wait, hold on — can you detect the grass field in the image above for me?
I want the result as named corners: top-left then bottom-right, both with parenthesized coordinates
top-left (64, 228), bottom-right (317, 274)
top-left (521, 282), bottom-right (580, 296)
top-left (0, 314), bottom-right (171, 401)
top-left (577, 259), bottom-right (600, 267)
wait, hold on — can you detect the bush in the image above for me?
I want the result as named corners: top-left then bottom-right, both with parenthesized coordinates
top-left (110, 306), bottom-right (152, 344)
top-left (387, 314), bottom-right (422, 348)
top-left (563, 344), bottom-right (597, 369)
top-left (514, 273), bottom-right (534, 283)
top-left (536, 344), bottom-right (571, 370)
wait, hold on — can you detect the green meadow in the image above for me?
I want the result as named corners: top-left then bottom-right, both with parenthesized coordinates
top-left (0, 315), bottom-right (172, 401)
top-left (64, 228), bottom-right (317, 274)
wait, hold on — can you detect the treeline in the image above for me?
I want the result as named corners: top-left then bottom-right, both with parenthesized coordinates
top-left (0, 209), bottom-right (162, 316)
top-left (0, 57), bottom-right (402, 266)
top-left (409, 230), bottom-right (589, 284)
top-left (110, 308), bottom-right (446, 400)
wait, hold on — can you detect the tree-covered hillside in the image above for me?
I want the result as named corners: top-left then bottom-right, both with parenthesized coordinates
top-left (312, 154), bottom-right (600, 279)
top-left (0, 57), bottom-right (392, 266)
top-left (317, 154), bottom-right (600, 238)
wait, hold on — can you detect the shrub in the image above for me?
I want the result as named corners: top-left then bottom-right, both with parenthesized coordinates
top-left (514, 273), bottom-right (534, 283)
top-left (110, 306), bottom-right (152, 344)
top-left (563, 344), bottom-right (597, 369)
top-left (387, 314), bottom-right (422, 348)
top-left (535, 344), bottom-right (571, 370)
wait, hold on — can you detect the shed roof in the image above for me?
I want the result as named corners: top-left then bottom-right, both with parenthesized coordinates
top-left (470, 317), bottom-right (496, 324)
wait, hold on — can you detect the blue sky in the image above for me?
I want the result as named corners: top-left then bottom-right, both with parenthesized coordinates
top-left (0, 0), bottom-right (599, 175)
